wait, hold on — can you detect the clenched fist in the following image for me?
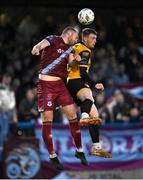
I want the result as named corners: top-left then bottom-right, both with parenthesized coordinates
top-left (31, 47), bottom-right (40, 55)
top-left (95, 83), bottom-right (104, 90)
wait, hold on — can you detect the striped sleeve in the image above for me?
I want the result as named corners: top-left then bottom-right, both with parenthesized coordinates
top-left (45, 35), bottom-right (57, 45)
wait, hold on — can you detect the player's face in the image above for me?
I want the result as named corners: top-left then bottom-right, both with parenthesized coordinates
top-left (68, 32), bottom-right (79, 45)
top-left (86, 34), bottom-right (97, 48)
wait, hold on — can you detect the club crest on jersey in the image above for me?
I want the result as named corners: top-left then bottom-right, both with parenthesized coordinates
top-left (57, 49), bottom-right (64, 54)
top-left (47, 101), bottom-right (52, 107)
top-left (82, 52), bottom-right (90, 57)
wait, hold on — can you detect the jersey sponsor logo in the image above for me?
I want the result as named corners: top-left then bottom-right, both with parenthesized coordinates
top-left (82, 52), bottom-right (90, 57)
top-left (57, 49), bottom-right (64, 54)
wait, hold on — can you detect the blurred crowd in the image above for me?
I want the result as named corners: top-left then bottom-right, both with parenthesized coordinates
top-left (0, 11), bottom-right (143, 145)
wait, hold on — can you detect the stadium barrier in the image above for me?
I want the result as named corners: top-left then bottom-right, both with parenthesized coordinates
top-left (3, 122), bottom-right (143, 179)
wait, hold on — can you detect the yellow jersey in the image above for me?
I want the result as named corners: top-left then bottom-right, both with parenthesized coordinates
top-left (67, 43), bottom-right (91, 80)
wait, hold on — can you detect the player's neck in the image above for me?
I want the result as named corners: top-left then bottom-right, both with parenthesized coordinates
top-left (82, 41), bottom-right (89, 48)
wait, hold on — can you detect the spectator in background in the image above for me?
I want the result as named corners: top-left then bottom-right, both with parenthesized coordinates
top-left (0, 13), bottom-right (15, 45)
top-left (114, 64), bottom-right (129, 85)
top-left (19, 87), bottom-right (38, 122)
top-left (18, 87), bottom-right (39, 136)
top-left (132, 17), bottom-right (142, 41)
top-left (129, 107), bottom-right (141, 122)
top-left (0, 73), bottom-right (18, 154)
top-left (103, 90), bottom-right (131, 123)
top-left (118, 40), bottom-right (142, 82)
top-left (97, 29), bottom-right (107, 48)
top-left (17, 14), bottom-right (38, 44)
top-left (40, 15), bottom-right (57, 38)
top-left (140, 103), bottom-right (143, 122)
top-left (137, 35), bottom-right (143, 64)
top-left (112, 90), bottom-right (130, 123)
top-left (107, 15), bottom-right (128, 50)
top-left (104, 79), bottom-right (116, 101)
top-left (93, 91), bottom-right (105, 113)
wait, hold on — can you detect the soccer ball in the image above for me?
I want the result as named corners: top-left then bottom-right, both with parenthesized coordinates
top-left (78, 8), bottom-right (95, 25)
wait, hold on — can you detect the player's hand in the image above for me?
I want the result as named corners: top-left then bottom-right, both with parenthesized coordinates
top-left (74, 54), bottom-right (81, 62)
top-left (31, 47), bottom-right (40, 55)
top-left (68, 53), bottom-right (75, 62)
top-left (95, 83), bottom-right (104, 90)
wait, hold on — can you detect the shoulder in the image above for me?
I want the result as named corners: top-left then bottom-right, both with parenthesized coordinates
top-left (73, 43), bottom-right (83, 52)
top-left (45, 35), bottom-right (58, 40)
top-left (73, 43), bottom-right (82, 48)
top-left (45, 35), bottom-right (59, 44)
top-left (73, 43), bottom-right (91, 54)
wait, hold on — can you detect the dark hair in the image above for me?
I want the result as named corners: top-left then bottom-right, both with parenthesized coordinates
top-left (62, 26), bottom-right (78, 35)
top-left (82, 28), bottom-right (97, 37)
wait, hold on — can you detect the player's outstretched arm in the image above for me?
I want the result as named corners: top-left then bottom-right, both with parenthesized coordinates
top-left (80, 67), bottom-right (104, 90)
top-left (31, 39), bottom-right (50, 55)
top-left (80, 67), bottom-right (95, 88)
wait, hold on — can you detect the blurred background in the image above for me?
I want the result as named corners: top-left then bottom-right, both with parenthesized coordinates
top-left (0, 0), bottom-right (143, 179)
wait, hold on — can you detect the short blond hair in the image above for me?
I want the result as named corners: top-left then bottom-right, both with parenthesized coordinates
top-left (62, 26), bottom-right (78, 35)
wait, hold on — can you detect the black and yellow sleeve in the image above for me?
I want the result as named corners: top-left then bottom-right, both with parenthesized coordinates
top-left (79, 51), bottom-right (90, 68)
top-left (79, 51), bottom-right (95, 88)
top-left (80, 67), bottom-right (95, 88)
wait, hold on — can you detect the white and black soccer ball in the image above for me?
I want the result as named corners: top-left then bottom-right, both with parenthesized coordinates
top-left (78, 8), bottom-right (95, 25)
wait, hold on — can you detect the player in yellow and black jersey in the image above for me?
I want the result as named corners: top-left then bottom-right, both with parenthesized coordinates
top-left (67, 42), bottom-right (95, 105)
top-left (67, 28), bottom-right (112, 158)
